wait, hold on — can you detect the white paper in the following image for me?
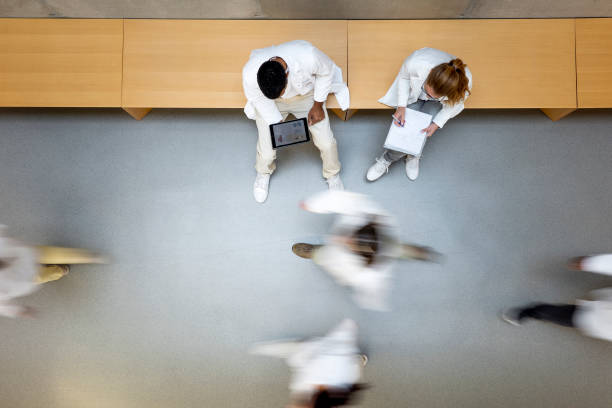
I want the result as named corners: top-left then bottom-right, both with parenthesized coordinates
top-left (383, 109), bottom-right (432, 157)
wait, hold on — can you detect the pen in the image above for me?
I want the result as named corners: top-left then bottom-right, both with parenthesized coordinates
top-left (392, 114), bottom-right (404, 127)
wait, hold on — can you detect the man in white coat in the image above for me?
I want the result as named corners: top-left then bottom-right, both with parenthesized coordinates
top-left (243, 40), bottom-right (350, 203)
top-left (250, 319), bottom-right (368, 408)
top-left (367, 47), bottom-right (472, 182)
top-left (292, 190), bottom-right (439, 311)
top-left (502, 288), bottom-right (612, 343)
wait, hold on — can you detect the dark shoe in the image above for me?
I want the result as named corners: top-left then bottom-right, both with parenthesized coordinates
top-left (292, 243), bottom-right (321, 259)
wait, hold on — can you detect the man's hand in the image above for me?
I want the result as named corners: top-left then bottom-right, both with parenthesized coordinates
top-left (308, 102), bottom-right (326, 126)
top-left (421, 122), bottom-right (439, 137)
top-left (393, 106), bottom-right (406, 127)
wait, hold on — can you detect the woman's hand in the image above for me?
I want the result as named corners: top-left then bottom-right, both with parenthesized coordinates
top-left (393, 106), bottom-right (406, 127)
top-left (421, 122), bottom-right (439, 137)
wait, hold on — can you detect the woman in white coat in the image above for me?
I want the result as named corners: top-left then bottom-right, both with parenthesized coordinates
top-left (367, 47), bottom-right (472, 182)
top-left (502, 288), bottom-right (612, 343)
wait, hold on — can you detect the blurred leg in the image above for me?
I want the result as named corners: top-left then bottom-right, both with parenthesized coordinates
top-left (36, 246), bottom-right (104, 265)
top-left (397, 243), bottom-right (441, 262)
top-left (250, 340), bottom-right (304, 359)
top-left (518, 303), bottom-right (577, 327)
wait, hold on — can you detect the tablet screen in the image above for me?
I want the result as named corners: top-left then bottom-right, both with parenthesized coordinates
top-left (270, 118), bottom-right (310, 149)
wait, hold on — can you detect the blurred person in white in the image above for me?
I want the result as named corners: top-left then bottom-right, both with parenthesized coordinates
top-left (243, 40), bottom-right (350, 203)
top-left (568, 254), bottom-right (612, 276)
top-left (501, 288), bottom-right (612, 342)
top-left (292, 190), bottom-right (439, 311)
top-left (0, 225), bottom-right (104, 318)
top-left (251, 319), bottom-right (369, 408)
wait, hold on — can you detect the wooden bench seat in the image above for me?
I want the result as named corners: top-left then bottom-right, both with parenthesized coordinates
top-left (122, 19), bottom-right (347, 119)
top-left (2, 17), bottom-right (611, 122)
top-left (347, 19), bottom-right (577, 121)
top-left (0, 18), bottom-right (123, 107)
top-left (576, 18), bottom-right (612, 108)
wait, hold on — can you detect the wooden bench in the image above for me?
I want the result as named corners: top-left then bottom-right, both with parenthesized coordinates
top-left (0, 18), bottom-right (123, 107)
top-left (576, 18), bottom-right (612, 108)
top-left (347, 19), bottom-right (577, 121)
top-left (122, 20), bottom-right (347, 120)
top-left (1, 18), bottom-right (609, 122)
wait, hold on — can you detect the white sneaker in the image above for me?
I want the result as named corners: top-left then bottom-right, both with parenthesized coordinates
top-left (366, 156), bottom-right (392, 181)
top-left (405, 156), bottom-right (420, 180)
top-left (253, 173), bottom-right (270, 203)
top-left (326, 174), bottom-right (344, 191)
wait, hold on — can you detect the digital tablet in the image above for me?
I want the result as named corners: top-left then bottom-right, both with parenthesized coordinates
top-left (270, 118), bottom-right (310, 149)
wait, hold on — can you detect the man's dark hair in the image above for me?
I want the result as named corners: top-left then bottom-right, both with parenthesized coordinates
top-left (312, 385), bottom-right (369, 408)
top-left (257, 60), bottom-right (287, 99)
top-left (312, 390), bottom-right (334, 408)
top-left (353, 222), bottom-right (380, 265)
top-left (0, 257), bottom-right (13, 270)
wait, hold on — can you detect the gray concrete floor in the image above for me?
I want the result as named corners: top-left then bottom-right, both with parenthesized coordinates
top-left (1, 0), bottom-right (612, 19)
top-left (1, 107), bottom-right (612, 407)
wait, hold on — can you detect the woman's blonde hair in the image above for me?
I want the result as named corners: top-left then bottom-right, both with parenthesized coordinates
top-left (426, 58), bottom-right (470, 106)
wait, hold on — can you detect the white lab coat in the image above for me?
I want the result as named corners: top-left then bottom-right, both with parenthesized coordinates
top-left (251, 319), bottom-right (363, 397)
top-left (242, 40), bottom-right (350, 125)
top-left (379, 47), bottom-right (473, 128)
top-left (302, 190), bottom-right (401, 311)
top-left (0, 227), bottom-right (39, 318)
top-left (575, 288), bottom-right (612, 342)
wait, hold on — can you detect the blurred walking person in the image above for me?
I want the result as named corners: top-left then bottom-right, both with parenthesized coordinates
top-left (292, 190), bottom-right (439, 311)
top-left (0, 225), bottom-right (104, 318)
top-left (251, 319), bottom-right (369, 408)
top-left (502, 288), bottom-right (612, 342)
